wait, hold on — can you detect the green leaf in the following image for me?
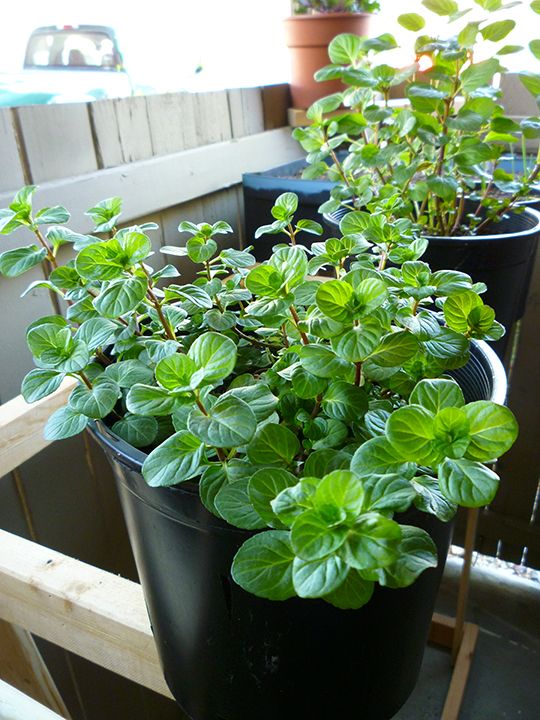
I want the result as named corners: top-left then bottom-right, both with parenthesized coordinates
top-left (111, 414), bottom-right (158, 447)
top-left (362, 474), bottom-right (416, 514)
top-left (225, 384), bottom-right (279, 421)
top-left (378, 526), bottom-right (438, 588)
top-left (291, 367), bottom-right (328, 399)
top-left (293, 556), bottom-right (349, 599)
top-left (68, 379), bottom-right (121, 419)
top-left (126, 384), bottom-right (177, 416)
top-left (104, 360), bottom-right (154, 387)
top-left (351, 436), bottom-right (417, 478)
top-left (186, 236), bottom-right (218, 263)
top-left (464, 401), bottom-right (518, 461)
top-left (291, 510), bottom-right (348, 561)
top-left (0, 246), bottom-right (47, 277)
top-left (142, 431), bottom-right (204, 487)
top-left (398, 13), bottom-right (426, 31)
top-left (93, 276), bottom-right (148, 318)
top-left (316, 280), bottom-right (354, 322)
top-left (439, 458), bottom-right (499, 507)
top-left (231, 531), bottom-right (296, 601)
top-left (204, 309), bottom-right (237, 331)
top-left (411, 475), bottom-right (457, 521)
top-left (481, 20), bottom-right (516, 42)
top-left (188, 332), bottom-right (237, 385)
top-left (219, 248), bottom-right (256, 268)
top-left (443, 290), bottom-right (482, 332)
top-left (323, 569), bottom-right (374, 609)
top-left (155, 354), bottom-right (202, 392)
top-left (387, 406), bottom-right (436, 463)
top-left (532, 1), bottom-right (540, 14)
top-left (268, 245), bottom-right (308, 289)
top-left (44, 406), bottom-right (89, 440)
top-left (199, 464), bottom-right (228, 516)
top-left (273, 192), bottom-right (298, 218)
top-left (321, 381), bottom-right (368, 423)
top-left (189, 395), bottom-right (257, 447)
top-left (21, 369), bottom-right (64, 403)
top-left (332, 322), bottom-right (382, 362)
top-left (314, 470), bottom-right (366, 517)
top-left (368, 331), bottom-right (419, 367)
top-left (410, 379), bottom-right (465, 414)
top-left (245, 264), bottom-right (283, 297)
top-left (461, 59), bottom-right (501, 93)
top-left (248, 468), bottom-right (298, 526)
top-left (422, 0), bottom-right (458, 15)
top-left (299, 345), bottom-right (354, 380)
top-left (214, 478), bottom-right (267, 529)
top-left (247, 423), bottom-right (300, 466)
top-left (341, 513), bottom-right (402, 570)
top-left (519, 72), bottom-right (540, 97)
top-left (35, 206), bottom-right (70, 225)
top-left (328, 33), bottom-right (364, 65)
top-left (75, 240), bottom-right (126, 281)
top-left (74, 318), bottom-right (117, 350)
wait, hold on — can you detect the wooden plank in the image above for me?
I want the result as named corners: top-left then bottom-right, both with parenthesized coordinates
top-left (261, 84), bottom-right (290, 130)
top-left (88, 99), bottom-right (124, 169)
top-left (0, 679), bottom-right (66, 720)
top-left (228, 88), bottom-right (265, 138)
top-left (0, 530), bottom-right (172, 699)
top-left (0, 129), bottom-right (303, 235)
top-left (441, 623), bottom-right (479, 720)
top-left (0, 620), bottom-right (70, 717)
top-left (0, 108), bottom-right (26, 191)
top-left (0, 379), bottom-right (75, 479)
top-left (193, 91), bottom-right (232, 145)
top-left (146, 92), bottom-right (197, 155)
top-left (15, 104), bottom-right (98, 184)
top-left (113, 96), bottom-right (154, 163)
top-left (429, 613), bottom-right (455, 649)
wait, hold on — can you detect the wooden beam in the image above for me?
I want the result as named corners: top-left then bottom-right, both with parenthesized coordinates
top-left (0, 529), bottom-right (172, 699)
top-left (441, 623), bottom-right (479, 720)
top-left (0, 128), bottom-right (304, 234)
top-left (0, 379), bottom-right (76, 479)
top-left (0, 620), bottom-right (70, 718)
top-left (0, 679), bottom-right (66, 720)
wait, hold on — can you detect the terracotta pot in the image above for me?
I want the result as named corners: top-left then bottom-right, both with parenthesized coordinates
top-left (284, 13), bottom-right (372, 109)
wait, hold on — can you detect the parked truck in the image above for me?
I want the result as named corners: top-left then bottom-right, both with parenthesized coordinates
top-left (0, 24), bottom-right (133, 107)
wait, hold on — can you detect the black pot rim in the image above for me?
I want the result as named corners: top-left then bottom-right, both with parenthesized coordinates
top-left (89, 339), bottom-right (506, 477)
top-left (324, 205), bottom-right (540, 242)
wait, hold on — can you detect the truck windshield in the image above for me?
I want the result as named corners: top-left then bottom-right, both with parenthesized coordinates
top-left (24, 29), bottom-right (122, 70)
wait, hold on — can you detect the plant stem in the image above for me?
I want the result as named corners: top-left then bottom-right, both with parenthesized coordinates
top-left (289, 305), bottom-right (309, 345)
top-left (194, 391), bottom-right (227, 463)
top-left (140, 265), bottom-right (177, 341)
top-left (310, 394), bottom-right (322, 420)
top-left (78, 371), bottom-right (93, 390)
top-left (354, 362), bottom-right (362, 387)
top-left (33, 227), bottom-right (58, 269)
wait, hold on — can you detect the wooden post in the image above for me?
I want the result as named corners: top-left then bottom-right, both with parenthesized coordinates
top-left (0, 620), bottom-right (71, 718)
top-left (0, 678), bottom-right (66, 720)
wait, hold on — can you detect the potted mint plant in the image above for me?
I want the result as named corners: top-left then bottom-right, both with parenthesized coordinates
top-left (285, 0), bottom-right (381, 108)
top-left (292, 0), bottom-right (540, 355)
top-left (0, 183), bottom-right (517, 719)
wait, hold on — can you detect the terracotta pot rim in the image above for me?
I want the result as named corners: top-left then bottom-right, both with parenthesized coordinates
top-left (285, 12), bottom-right (371, 22)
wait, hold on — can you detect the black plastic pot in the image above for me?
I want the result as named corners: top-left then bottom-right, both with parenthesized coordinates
top-left (243, 158), bottom-right (336, 261)
top-left (90, 342), bottom-right (506, 720)
top-left (326, 205), bottom-right (540, 358)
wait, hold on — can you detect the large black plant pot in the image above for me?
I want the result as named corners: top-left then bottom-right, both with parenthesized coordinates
top-left (326, 205), bottom-right (540, 359)
top-left (90, 342), bottom-right (506, 720)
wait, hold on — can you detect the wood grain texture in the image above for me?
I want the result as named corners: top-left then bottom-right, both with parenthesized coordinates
top-left (441, 623), bottom-right (479, 720)
top-left (0, 129), bottom-right (304, 235)
top-left (89, 99), bottom-right (124, 169)
top-left (0, 620), bottom-right (70, 718)
top-left (146, 92), bottom-right (198, 155)
top-left (228, 88), bottom-right (265, 138)
top-left (113, 96), bottom-right (154, 163)
top-left (193, 91), bottom-right (232, 145)
top-left (0, 529), bottom-right (172, 699)
top-left (15, 104), bottom-right (98, 183)
top-left (0, 379), bottom-right (75, 478)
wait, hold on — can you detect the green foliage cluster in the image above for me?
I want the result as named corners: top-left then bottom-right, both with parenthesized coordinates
top-left (0, 185), bottom-right (518, 608)
top-left (293, 0), bottom-right (540, 236)
top-left (293, 1), bottom-right (380, 15)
